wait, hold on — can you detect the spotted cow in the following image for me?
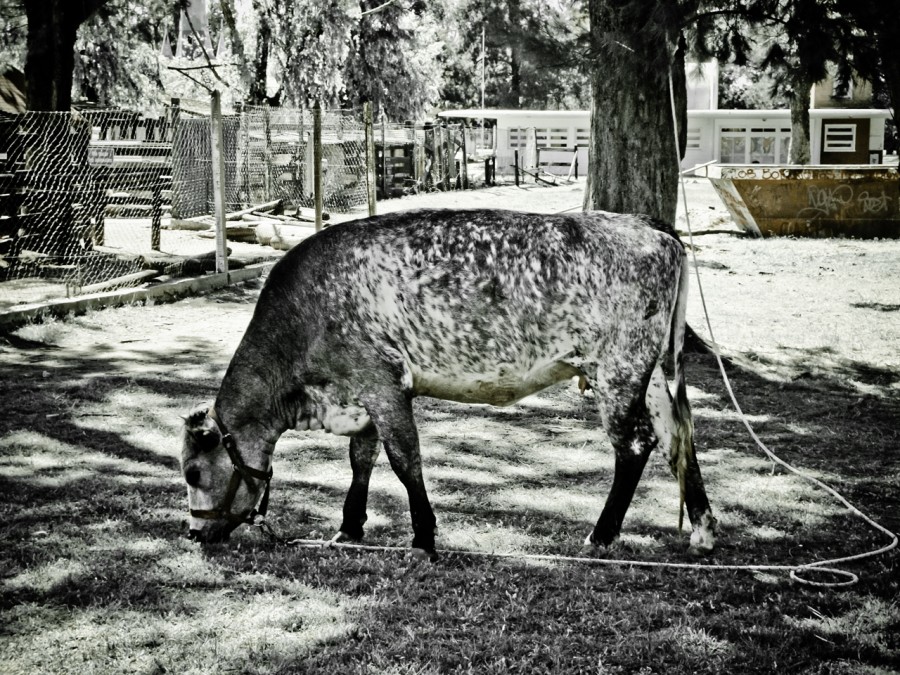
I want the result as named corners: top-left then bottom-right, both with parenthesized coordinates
top-left (181, 208), bottom-right (716, 558)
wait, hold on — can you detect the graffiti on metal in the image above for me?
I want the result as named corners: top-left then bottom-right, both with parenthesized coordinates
top-left (709, 166), bottom-right (900, 238)
top-left (857, 190), bottom-right (892, 214)
top-left (720, 165), bottom-right (900, 183)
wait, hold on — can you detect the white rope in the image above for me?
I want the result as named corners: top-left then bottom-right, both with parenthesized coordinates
top-left (665, 71), bottom-right (897, 587)
top-left (270, 536), bottom-right (858, 586)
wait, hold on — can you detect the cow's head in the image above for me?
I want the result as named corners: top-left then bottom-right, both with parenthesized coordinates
top-left (180, 405), bottom-right (271, 543)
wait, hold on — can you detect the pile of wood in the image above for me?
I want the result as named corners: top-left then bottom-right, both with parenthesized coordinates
top-left (169, 199), bottom-right (329, 250)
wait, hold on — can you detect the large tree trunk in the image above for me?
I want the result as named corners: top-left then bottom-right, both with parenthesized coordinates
top-left (507, 0), bottom-right (522, 107)
top-left (248, 0), bottom-right (271, 105)
top-left (877, 19), bottom-right (900, 134)
top-left (788, 77), bottom-right (812, 165)
top-left (583, 0), bottom-right (684, 224)
top-left (23, 0), bottom-right (108, 111)
top-left (220, 0), bottom-right (253, 95)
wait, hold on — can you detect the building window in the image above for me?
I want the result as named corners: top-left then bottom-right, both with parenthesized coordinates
top-left (823, 123), bottom-right (857, 152)
top-left (509, 126), bottom-right (573, 149)
top-left (508, 128), bottom-right (527, 150)
top-left (686, 128), bottom-right (701, 150)
top-left (719, 126), bottom-right (791, 164)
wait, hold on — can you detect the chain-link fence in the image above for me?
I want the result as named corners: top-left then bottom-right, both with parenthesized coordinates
top-left (0, 104), bottom-right (504, 312)
top-left (0, 109), bottom-right (191, 309)
top-left (171, 106), bottom-right (369, 219)
top-left (0, 105), bottom-right (370, 311)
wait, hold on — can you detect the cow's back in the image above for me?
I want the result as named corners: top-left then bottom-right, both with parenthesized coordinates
top-left (259, 209), bottom-right (684, 405)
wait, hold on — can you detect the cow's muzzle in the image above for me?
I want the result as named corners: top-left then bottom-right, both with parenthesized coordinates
top-left (188, 524), bottom-right (234, 544)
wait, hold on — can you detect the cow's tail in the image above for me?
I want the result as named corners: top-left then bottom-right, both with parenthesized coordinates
top-left (669, 255), bottom-right (694, 532)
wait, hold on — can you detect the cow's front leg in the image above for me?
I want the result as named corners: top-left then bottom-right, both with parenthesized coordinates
top-left (361, 389), bottom-right (437, 559)
top-left (335, 426), bottom-right (381, 542)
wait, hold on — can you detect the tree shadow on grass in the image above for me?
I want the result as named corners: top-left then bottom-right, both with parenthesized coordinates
top-left (1, 305), bottom-right (899, 674)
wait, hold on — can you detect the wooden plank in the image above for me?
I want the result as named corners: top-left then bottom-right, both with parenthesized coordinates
top-left (78, 270), bottom-right (159, 295)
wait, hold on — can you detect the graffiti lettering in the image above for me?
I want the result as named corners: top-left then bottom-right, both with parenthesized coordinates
top-left (807, 185), bottom-right (854, 216)
top-left (857, 190), bottom-right (892, 214)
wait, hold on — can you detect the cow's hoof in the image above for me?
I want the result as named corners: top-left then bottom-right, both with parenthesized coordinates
top-left (687, 512), bottom-right (716, 556)
top-left (409, 547), bottom-right (438, 563)
top-left (583, 532), bottom-right (616, 552)
top-left (323, 531), bottom-right (361, 549)
top-left (328, 530), bottom-right (360, 545)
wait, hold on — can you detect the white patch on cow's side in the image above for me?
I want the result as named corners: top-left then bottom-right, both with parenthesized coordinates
top-left (645, 363), bottom-right (675, 457)
top-left (400, 357), bottom-right (414, 392)
top-left (298, 386), bottom-right (372, 436)
top-left (689, 511), bottom-right (717, 555)
top-left (411, 360), bottom-right (584, 407)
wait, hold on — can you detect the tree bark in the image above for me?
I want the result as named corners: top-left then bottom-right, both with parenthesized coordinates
top-left (220, 0), bottom-right (253, 94)
top-left (248, 0), bottom-right (271, 105)
top-left (23, 0), bottom-right (108, 110)
top-left (877, 20), bottom-right (900, 133)
top-left (583, 0), bottom-right (683, 224)
top-left (507, 0), bottom-right (522, 106)
top-left (788, 77), bottom-right (812, 165)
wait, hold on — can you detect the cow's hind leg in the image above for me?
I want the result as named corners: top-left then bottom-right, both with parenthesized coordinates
top-left (645, 364), bottom-right (716, 554)
top-left (682, 441), bottom-right (716, 555)
top-left (586, 378), bottom-right (657, 549)
top-left (361, 389), bottom-right (438, 560)
top-left (334, 426), bottom-right (381, 543)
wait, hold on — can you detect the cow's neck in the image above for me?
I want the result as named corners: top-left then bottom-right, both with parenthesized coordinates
top-left (213, 355), bottom-right (294, 467)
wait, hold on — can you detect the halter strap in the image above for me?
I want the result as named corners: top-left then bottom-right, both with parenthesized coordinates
top-left (190, 408), bottom-right (273, 524)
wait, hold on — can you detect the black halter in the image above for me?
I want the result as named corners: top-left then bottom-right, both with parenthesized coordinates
top-left (189, 409), bottom-right (273, 525)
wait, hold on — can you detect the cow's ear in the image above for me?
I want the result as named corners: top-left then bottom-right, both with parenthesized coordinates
top-left (192, 424), bottom-right (222, 452)
top-left (183, 406), bottom-right (209, 430)
top-left (182, 405), bottom-right (221, 452)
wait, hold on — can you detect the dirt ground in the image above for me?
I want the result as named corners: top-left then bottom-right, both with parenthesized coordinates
top-left (10, 175), bottom-right (900, 384)
top-left (2, 176), bottom-right (899, 673)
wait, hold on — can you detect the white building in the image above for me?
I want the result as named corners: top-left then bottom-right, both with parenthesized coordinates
top-left (439, 63), bottom-right (890, 174)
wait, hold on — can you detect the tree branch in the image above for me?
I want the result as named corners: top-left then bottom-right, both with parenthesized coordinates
top-left (181, 3), bottom-right (225, 86)
top-left (71, 0), bottom-right (112, 26)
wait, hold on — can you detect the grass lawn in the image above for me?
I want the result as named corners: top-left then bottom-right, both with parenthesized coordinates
top-left (1, 231), bottom-right (899, 673)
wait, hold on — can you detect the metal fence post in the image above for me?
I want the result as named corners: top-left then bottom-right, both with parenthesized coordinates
top-left (381, 114), bottom-right (387, 199)
top-left (364, 101), bottom-right (377, 216)
top-left (210, 90), bottom-right (228, 276)
top-left (313, 101), bottom-right (323, 232)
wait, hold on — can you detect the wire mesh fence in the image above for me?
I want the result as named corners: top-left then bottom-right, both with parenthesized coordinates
top-left (0, 103), bottom-right (503, 312)
top-left (0, 109), bottom-right (187, 309)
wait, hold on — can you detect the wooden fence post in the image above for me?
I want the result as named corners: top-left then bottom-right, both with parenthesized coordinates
top-left (381, 115), bottom-right (387, 199)
top-left (264, 106), bottom-right (273, 202)
top-left (447, 126), bottom-right (455, 190)
top-left (460, 128), bottom-right (468, 190)
top-left (151, 178), bottom-right (162, 250)
top-left (364, 101), bottom-right (377, 216)
top-left (313, 101), bottom-right (323, 232)
top-left (210, 90), bottom-right (228, 275)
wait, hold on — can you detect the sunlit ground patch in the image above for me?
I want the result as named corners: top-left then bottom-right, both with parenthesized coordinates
top-left (0, 431), bottom-right (174, 487)
top-left (4, 557), bottom-right (89, 594)
top-left (0, 585), bottom-right (363, 675)
top-left (785, 597), bottom-right (900, 660)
